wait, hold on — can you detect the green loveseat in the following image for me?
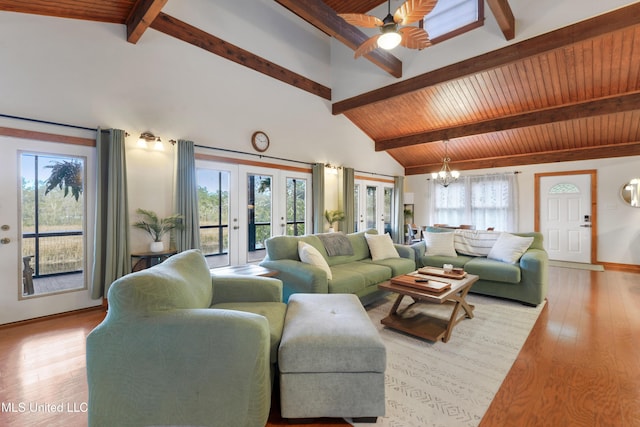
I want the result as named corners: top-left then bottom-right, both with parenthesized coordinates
top-left (260, 230), bottom-right (415, 305)
top-left (413, 231), bottom-right (548, 306)
top-left (86, 249), bottom-right (287, 427)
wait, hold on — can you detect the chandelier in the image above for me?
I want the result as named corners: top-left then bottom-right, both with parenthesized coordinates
top-left (431, 140), bottom-right (460, 187)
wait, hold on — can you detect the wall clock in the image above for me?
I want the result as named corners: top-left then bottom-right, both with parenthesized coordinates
top-left (251, 131), bottom-right (270, 152)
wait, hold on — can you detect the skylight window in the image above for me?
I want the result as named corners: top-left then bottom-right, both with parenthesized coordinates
top-left (423, 0), bottom-right (481, 40)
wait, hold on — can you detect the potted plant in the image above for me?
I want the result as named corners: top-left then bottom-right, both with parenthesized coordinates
top-left (324, 209), bottom-right (345, 232)
top-left (133, 208), bottom-right (184, 252)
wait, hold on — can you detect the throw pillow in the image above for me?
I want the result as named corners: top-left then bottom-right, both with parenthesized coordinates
top-left (364, 233), bottom-right (400, 261)
top-left (487, 232), bottom-right (534, 264)
top-left (423, 231), bottom-right (457, 257)
top-left (298, 241), bottom-right (332, 279)
top-left (453, 229), bottom-right (501, 256)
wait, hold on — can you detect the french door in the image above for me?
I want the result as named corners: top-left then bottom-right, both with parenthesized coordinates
top-left (354, 179), bottom-right (394, 237)
top-left (196, 160), bottom-right (311, 267)
top-left (0, 137), bottom-right (98, 325)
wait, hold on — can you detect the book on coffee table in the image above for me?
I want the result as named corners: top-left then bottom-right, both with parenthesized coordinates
top-left (390, 274), bottom-right (452, 294)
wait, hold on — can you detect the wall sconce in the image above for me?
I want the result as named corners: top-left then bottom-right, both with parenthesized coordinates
top-left (325, 163), bottom-right (341, 175)
top-left (137, 132), bottom-right (164, 151)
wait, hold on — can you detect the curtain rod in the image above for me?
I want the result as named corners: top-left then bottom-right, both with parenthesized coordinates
top-left (0, 113), bottom-right (97, 132)
top-left (194, 144), bottom-right (397, 178)
top-left (194, 144), bottom-right (313, 166)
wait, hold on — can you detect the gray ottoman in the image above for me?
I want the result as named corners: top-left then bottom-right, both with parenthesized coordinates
top-left (278, 293), bottom-right (386, 421)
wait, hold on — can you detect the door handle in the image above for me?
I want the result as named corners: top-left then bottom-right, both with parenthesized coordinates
top-left (233, 226), bottom-right (239, 230)
top-left (0, 237), bottom-right (10, 244)
top-left (579, 224), bottom-right (592, 228)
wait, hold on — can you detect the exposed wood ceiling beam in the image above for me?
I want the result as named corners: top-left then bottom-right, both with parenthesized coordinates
top-left (333, 2), bottom-right (640, 115)
top-left (126, 0), bottom-right (168, 44)
top-left (486, 0), bottom-right (514, 40)
top-left (403, 142), bottom-right (640, 175)
top-left (274, 0), bottom-right (402, 78)
top-left (376, 91), bottom-right (640, 151)
top-left (149, 13), bottom-right (331, 100)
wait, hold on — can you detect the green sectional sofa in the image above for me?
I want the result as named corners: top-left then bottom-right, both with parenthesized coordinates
top-left (86, 249), bottom-right (287, 427)
top-left (260, 230), bottom-right (416, 305)
top-left (413, 230), bottom-right (548, 306)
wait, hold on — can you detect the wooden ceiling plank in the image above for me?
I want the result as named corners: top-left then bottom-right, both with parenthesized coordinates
top-left (149, 12), bottom-right (331, 100)
top-left (126, 0), bottom-right (167, 44)
top-left (274, 0), bottom-right (402, 78)
top-left (333, 2), bottom-right (640, 115)
top-left (486, 0), bottom-right (515, 40)
top-left (404, 142), bottom-right (640, 175)
top-left (375, 91), bottom-right (640, 151)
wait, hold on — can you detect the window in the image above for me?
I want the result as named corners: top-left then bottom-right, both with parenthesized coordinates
top-left (21, 153), bottom-right (86, 296)
top-left (286, 178), bottom-right (306, 236)
top-left (430, 174), bottom-right (518, 231)
top-left (197, 169), bottom-right (230, 265)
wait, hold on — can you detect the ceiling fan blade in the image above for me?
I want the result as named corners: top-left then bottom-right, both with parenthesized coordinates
top-left (354, 34), bottom-right (382, 58)
top-left (399, 27), bottom-right (432, 49)
top-left (338, 13), bottom-right (383, 28)
top-left (394, 0), bottom-right (439, 26)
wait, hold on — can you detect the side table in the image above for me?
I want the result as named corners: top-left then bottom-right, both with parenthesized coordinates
top-left (131, 250), bottom-right (177, 272)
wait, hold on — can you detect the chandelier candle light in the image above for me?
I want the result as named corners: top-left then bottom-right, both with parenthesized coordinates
top-left (432, 139), bottom-right (460, 187)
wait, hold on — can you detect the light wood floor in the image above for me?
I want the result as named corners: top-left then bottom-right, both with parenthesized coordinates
top-left (0, 266), bottom-right (638, 426)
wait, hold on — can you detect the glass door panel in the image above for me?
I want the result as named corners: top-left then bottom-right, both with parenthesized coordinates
top-left (196, 168), bottom-right (231, 268)
top-left (247, 173), bottom-right (272, 263)
top-left (286, 177), bottom-right (307, 236)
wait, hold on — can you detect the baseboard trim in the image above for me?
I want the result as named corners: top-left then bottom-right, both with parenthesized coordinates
top-left (600, 262), bottom-right (640, 273)
top-left (0, 305), bottom-right (105, 330)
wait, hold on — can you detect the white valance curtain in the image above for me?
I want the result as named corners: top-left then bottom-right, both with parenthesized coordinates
top-left (429, 173), bottom-right (519, 232)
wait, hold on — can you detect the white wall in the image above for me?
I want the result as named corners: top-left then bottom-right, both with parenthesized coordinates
top-left (405, 155), bottom-right (640, 265)
top-left (0, 7), bottom-right (404, 249)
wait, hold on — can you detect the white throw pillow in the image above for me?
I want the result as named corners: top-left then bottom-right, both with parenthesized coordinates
top-left (487, 232), bottom-right (534, 264)
top-left (423, 231), bottom-right (457, 257)
top-left (298, 241), bottom-right (332, 279)
top-left (364, 233), bottom-right (400, 261)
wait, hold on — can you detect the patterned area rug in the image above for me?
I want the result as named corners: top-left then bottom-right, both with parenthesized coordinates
top-left (350, 294), bottom-right (546, 427)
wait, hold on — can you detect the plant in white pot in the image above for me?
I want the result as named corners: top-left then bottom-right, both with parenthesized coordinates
top-left (324, 209), bottom-right (345, 232)
top-left (133, 208), bottom-right (183, 252)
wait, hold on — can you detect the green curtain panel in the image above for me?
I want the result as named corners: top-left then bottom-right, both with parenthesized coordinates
top-left (342, 167), bottom-right (355, 234)
top-left (91, 128), bottom-right (131, 299)
top-left (312, 163), bottom-right (325, 233)
top-left (393, 176), bottom-right (404, 244)
top-left (174, 139), bottom-right (201, 252)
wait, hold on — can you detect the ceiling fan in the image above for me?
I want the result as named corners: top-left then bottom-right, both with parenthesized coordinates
top-left (338, 0), bottom-right (438, 58)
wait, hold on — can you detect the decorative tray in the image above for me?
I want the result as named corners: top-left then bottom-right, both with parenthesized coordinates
top-left (417, 267), bottom-right (467, 279)
top-left (391, 275), bottom-right (452, 294)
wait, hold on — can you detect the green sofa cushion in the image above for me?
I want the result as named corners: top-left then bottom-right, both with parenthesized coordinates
top-left (107, 249), bottom-right (212, 316)
top-left (464, 257), bottom-right (521, 284)
top-left (213, 301), bottom-right (287, 364)
top-left (328, 261), bottom-right (391, 294)
top-left (327, 268), bottom-right (366, 294)
top-left (326, 231), bottom-right (372, 266)
top-left (361, 257), bottom-right (416, 277)
top-left (421, 254), bottom-right (473, 269)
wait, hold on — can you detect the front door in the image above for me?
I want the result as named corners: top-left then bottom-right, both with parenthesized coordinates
top-left (537, 171), bottom-right (595, 263)
top-left (0, 136), bottom-right (98, 325)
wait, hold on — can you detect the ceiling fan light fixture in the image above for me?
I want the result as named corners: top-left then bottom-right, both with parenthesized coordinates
top-left (378, 28), bottom-right (402, 50)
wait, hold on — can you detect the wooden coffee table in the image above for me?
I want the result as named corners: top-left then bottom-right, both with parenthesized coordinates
top-left (378, 271), bottom-right (479, 343)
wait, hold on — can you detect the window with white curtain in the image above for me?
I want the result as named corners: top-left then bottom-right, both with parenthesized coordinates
top-left (430, 173), bottom-right (518, 231)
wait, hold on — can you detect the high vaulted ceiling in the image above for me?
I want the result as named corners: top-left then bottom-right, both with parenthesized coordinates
top-left (1, 0), bottom-right (639, 175)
